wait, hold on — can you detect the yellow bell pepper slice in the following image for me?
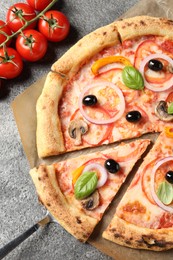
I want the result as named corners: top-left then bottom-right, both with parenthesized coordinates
top-left (72, 165), bottom-right (85, 185)
top-left (165, 126), bottom-right (173, 138)
top-left (91, 56), bottom-right (133, 75)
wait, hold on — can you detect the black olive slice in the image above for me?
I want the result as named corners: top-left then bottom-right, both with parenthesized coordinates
top-left (82, 95), bottom-right (97, 106)
top-left (148, 59), bottom-right (163, 71)
top-left (126, 111), bottom-right (142, 123)
top-left (165, 170), bottom-right (173, 184)
top-left (104, 159), bottom-right (120, 174)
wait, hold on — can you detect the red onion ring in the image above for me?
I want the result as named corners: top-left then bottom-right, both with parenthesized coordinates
top-left (150, 156), bottom-right (173, 213)
top-left (78, 81), bottom-right (125, 124)
top-left (139, 53), bottom-right (173, 92)
top-left (83, 163), bottom-right (108, 188)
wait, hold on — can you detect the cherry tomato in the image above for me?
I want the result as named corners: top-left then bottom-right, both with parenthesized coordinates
top-left (6, 3), bottom-right (37, 32)
top-left (16, 29), bottom-right (48, 62)
top-left (0, 20), bottom-right (12, 46)
top-left (0, 47), bottom-right (23, 79)
top-left (26, 0), bottom-right (52, 11)
top-left (38, 10), bottom-right (70, 42)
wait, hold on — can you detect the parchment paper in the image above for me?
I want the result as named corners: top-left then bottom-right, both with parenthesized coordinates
top-left (11, 0), bottom-right (173, 259)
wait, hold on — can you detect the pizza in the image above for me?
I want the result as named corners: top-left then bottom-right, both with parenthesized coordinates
top-left (31, 16), bottom-right (173, 251)
top-left (36, 16), bottom-right (173, 158)
top-left (103, 130), bottom-right (173, 251)
top-left (30, 138), bottom-right (150, 242)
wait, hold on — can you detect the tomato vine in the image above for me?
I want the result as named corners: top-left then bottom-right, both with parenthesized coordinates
top-left (0, 0), bottom-right (58, 48)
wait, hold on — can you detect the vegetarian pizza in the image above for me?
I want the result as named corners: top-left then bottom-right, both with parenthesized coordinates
top-left (30, 138), bottom-right (150, 242)
top-left (31, 16), bottom-right (173, 251)
top-left (36, 16), bottom-right (173, 158)
top-left (103, 130), bottom-right (173, 251)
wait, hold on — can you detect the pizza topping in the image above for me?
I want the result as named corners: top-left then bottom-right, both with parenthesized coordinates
top-left (150, 157), bottom-right (173, 213)
top-left (125, 110), bottom-right (142, 123)
top-left (157, 181), bottom-right (173, 205)
top-left (82, 95), bottom-right (97, 106)
top-left (68, 119), bottom-right (88, 145)
top-left (81, 190), bottom-right (100, 210)
top-left (155, 101), bottom-right (173, 122)
top-left (122, 66), bottom-right (144, 90)
top-left (74, 171), bottom-right (98, 200)
top-left (165, 171), bottom-right (173, 184)
top-left (167, 102), bottom-right (173, 114)
top-left (104, 159), bottom-right (120, 174)
top-left (78, 82), bottom-right (125, 125)
top-left (72, 165), bottom-right (85, 185)
top-left (148, 59), bottom-right (163, 71)
top-left (122, 201), bottom-right (146, 214)
top-left (164, 126), bottom-right (173, 138)
top-left (139, 53), bottom-right (173, 92)
top-left (91, 56), bottom-right (132, 75)
top-left (83, 163), bottom-right (108, 188)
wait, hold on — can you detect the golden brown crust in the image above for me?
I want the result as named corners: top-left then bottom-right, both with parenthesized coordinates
top-left (30, 165), bottom-right (98, 242)
top-left (36, 22), bottom-right (120, 158)
top-left (115, 16), bottom-right (173, 41)
top-left (36, 72), bottom-right (66, 158)
top-left (103, 214), bottom-right (173, 251)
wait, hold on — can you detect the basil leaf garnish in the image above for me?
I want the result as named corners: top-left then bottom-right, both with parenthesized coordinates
top-left (74, 171), bottom-right (98, 200)
top-left (122, 66), bottom-right (144, 90)
top-left (157, 181), bottom-right (173, 205)
top-left (168, 102), bottom-right (173, 114)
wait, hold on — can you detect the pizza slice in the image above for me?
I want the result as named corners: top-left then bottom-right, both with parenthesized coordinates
top-left (30, 138), bottom-right (150, 242)
top-left (36, 16), bottom-right (173, 158)
top-left (103, 129), bottom-right (173, 251)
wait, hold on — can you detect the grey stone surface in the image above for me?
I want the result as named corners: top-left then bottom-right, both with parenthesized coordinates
top-left (0, 0), bottom-right (138, 259)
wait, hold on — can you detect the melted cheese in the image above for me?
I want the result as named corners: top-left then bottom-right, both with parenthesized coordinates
top-left (59, 35), bottom-right (173, 152)
top-left (116, 131), bottom-right (173, 229)
top-left (54, 139), bottom-right (150, 220)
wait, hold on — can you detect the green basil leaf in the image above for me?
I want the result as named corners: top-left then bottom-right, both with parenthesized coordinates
top-left (122, 66), bottom-right (144, 90)
top-left (157, 181), bottom-right (173, 205)
top-left (74, 171), bottom-right (98, 200)
top-left (167, 102), bottom-right (173, 114)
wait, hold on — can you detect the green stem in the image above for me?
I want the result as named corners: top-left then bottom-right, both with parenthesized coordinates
top-left (0, 0), bottom-right (58, 48)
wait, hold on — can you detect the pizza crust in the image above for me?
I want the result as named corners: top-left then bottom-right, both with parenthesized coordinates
top-left (36, 72), bottom-right (66, 158)
top-left (36, 22), bottom-right (121, 158)
top-left (30, 165), bottom-right (98, 242)
top-left (103, 214), bottom-right (173, 251)
top-left (115, 16), bottom-right (173, 41)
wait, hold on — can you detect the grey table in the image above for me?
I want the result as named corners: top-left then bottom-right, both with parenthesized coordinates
top-left (0, 0), bottom-right (138, 259)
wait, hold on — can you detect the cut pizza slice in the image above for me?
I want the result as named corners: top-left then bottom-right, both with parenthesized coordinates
top-left (30, 138), bottom-right (150, 242)
top-left (36, 16), bottom-right (173, 158)
top-left (103, 129), bottom-right (173, 251)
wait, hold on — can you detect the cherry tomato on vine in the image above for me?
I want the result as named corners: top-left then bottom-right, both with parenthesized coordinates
top-left (0, 20), bottom-right (12, 46)
top-left (0, 47), bottom-right (23, 79)
top-left (16, 29), bottom-right (48, 62)
top-left (26, 0), bottom-right (52, 11)
top-left (38, 10), bottom-right (70, 42)
top-left (6, 3), bottom-right (37, 33)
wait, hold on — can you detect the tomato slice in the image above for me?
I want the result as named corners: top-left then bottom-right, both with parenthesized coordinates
top-left (141, 159), bottom-right (158, 205)
top-left (161, 40), bottom-right (173, 57)
top-left (158, 212), bottom-right (173, 228)
top-left (141, 158), bottom-right (173, 205)
top-left (95, 68), bottom-right (122, 83)
top-left (134, 40), bottom-right (161, 69)
top-left (70, 108), bottom-right (113, 145)
top-left (166, 92), bottom-right (173, 102)
top-left (83, 157), bottom-right (107, 166)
